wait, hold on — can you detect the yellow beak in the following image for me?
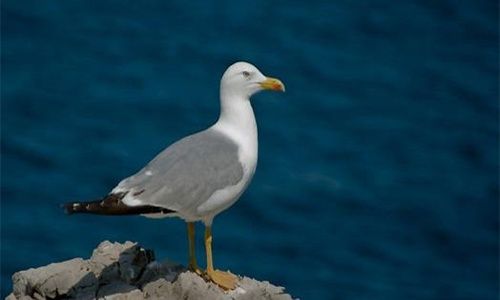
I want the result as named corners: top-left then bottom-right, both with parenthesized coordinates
top-left (260, 77), bottom-right (285, 92)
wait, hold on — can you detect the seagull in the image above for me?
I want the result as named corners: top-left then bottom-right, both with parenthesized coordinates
top-left (64, 61), bottom-right (285, 290)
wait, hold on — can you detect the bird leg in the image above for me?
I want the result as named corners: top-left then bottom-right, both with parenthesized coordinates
top-left (186, 222), bottom-right (202, 275)
top-left (204, 225), bottom-right (238, 290)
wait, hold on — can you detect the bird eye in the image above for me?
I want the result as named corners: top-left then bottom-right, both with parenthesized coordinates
top-left (242, 71), bottom-right (250, 78)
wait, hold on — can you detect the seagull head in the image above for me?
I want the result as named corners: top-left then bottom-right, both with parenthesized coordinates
top-left (220, 62), bottom-right (285, 99)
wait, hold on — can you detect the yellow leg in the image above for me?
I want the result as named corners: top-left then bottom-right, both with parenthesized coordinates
top-left (187, 222), bottom-right (202, 274)
top-left (204, 225), bottom-right (238, 290)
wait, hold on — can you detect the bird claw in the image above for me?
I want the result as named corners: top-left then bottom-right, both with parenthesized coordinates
top-left (205, 269), bottom-right (238, 290)
top-left (188, 264), bottom-right (203, 276)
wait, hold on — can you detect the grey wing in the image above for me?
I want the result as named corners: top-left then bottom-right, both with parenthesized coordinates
top-left (112, 129), bottom-right (244, 214)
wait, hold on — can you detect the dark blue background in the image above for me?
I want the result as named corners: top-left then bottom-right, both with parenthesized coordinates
top-left (1, 1), bottom-right (498, 299)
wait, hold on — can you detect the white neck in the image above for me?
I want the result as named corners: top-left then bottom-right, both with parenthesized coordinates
top-left (212, 91), bottom-right (258, 173)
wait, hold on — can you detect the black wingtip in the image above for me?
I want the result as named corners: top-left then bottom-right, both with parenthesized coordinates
top-left (60, 194), bottom-right (176, 216)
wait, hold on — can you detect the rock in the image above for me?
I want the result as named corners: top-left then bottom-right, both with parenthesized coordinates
top-left (89, 241), bottom-right (155, 285)
top-left (8, 241), bottom-right (293, 300)
top-left (96, 281), bottom-right (142, 299)
top-left (11, 258), bottom-right (97, 299)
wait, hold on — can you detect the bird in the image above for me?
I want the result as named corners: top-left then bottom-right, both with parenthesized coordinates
top-left (64, 61), bottom-right (285, 290)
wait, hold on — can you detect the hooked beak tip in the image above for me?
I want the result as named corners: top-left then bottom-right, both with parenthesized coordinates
top-left (260, 77), bottom-right (285, 92)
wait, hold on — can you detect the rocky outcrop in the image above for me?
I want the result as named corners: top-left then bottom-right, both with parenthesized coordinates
top-left (7, 241), bottom-right (293, 300)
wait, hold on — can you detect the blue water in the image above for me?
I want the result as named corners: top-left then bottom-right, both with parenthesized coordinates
top-left (1, 1), bottom-right (498, 299)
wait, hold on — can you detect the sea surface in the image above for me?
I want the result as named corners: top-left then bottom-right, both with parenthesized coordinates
top-left (1, 1), bottom-right (498, 299)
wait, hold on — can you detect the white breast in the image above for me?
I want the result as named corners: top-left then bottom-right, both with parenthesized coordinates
top-left (195, 100), bottom-right (258, 225)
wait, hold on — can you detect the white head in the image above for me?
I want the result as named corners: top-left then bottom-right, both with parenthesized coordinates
top-left (220, 62), bottom-right (285, 100)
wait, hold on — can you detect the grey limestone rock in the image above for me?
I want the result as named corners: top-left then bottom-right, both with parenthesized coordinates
top-left (8, 241), bottom-right (293, 300)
